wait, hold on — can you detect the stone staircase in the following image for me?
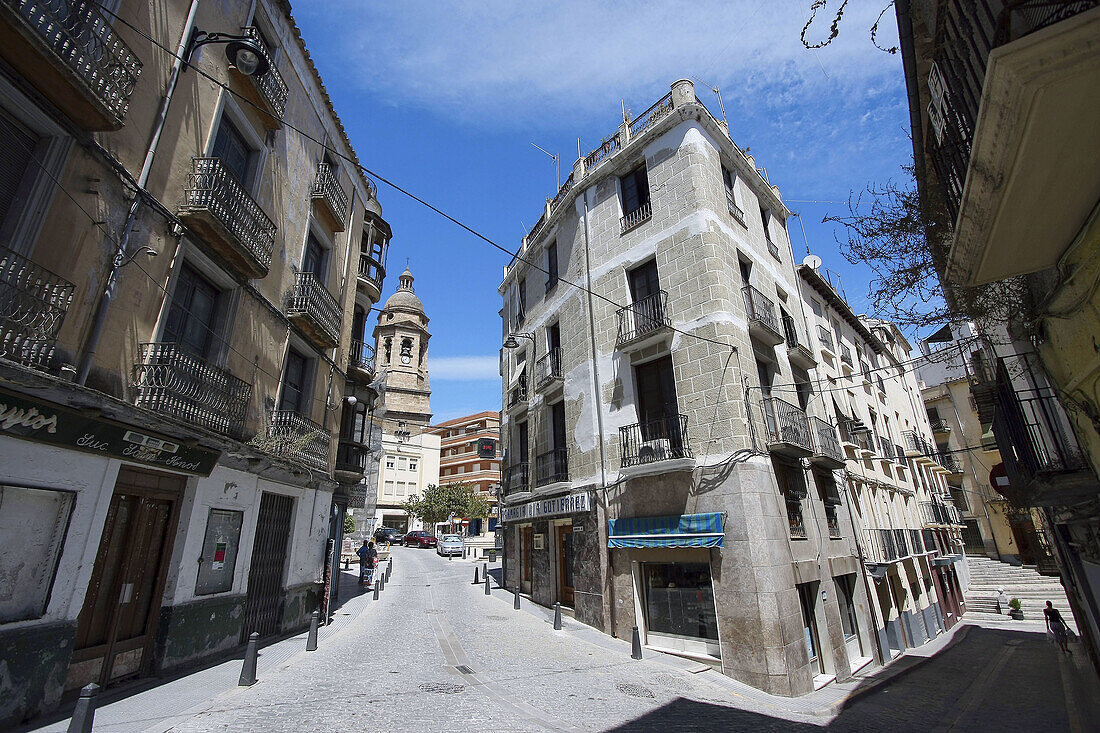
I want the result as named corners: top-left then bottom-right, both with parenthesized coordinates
top-left (963, 555), bottom-right (1078, 631)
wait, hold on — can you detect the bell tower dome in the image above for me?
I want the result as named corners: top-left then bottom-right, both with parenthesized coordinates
top-left (373, 266), bottom-right (432, 426)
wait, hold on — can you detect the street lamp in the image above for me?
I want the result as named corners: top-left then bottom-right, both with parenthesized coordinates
top-left (503, 332), bottom-right (535, 349)
top-left (184, 29), bottom-right (270, 78)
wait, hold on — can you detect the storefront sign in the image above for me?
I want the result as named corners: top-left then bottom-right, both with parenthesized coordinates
top-left (0, 390), bottom-right (220, 475)
top-left (502, 491), bottom-right (591, 523)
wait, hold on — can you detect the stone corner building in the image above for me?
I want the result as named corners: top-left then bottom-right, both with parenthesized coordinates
top-left (498, 79), bottom-right (963, 696)
top-left (0, 0), bottom-right (391, 725)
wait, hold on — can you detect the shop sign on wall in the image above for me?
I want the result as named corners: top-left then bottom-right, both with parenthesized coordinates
top-left (501, 491), bottom-right (591, 523)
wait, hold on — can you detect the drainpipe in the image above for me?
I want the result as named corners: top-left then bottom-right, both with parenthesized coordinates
top-left (581, 184), bottom-right (613, 634)
top-left (76, 0), bottom-right (203, 384)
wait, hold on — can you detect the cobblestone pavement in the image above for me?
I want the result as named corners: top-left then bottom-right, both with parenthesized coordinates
top-left (29, 549), bottom-right (1100, 732)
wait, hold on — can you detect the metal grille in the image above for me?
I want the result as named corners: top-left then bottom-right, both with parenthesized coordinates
top-left (311, 163), bottom-right (348, 224)
top-left (348, 339), bottom-right (374, 376)
top-left (267, 410), bottom-right (331, 471)
top-left (809, 416), bottom-right (844, 464)
top-left (616, 290), bottom-right (670, 344)
top-left (628, 92), bottom-right (674, 138)
top-left (240, 26), bottom-right (288, 119)
top-left (502, 462), bottom-right (529, 496)
top-left (619, 200), bottom-right (652, 234)
top-left (535, 347), bottom-right (563, 387)
top-left (0, 244), bottom-right (74, 370)
top-left (241, 492), bottom-right (294, 641)
top-left (742, 285), bottom-right (781, 336)
top-left (357, 251), bottom-right (385, 293)
top-left (4, 0), bottom-right (142, 123)
top-left (619, 414), bottom-right (692, 468)
top-left (762, 397), bottom-right (812, 452)
top-left (534, 447), bottom-right (568, 487)
top-left (287, 272), bottom-right (341, 347)
top-left (132, 342), bottom-right (251, 439)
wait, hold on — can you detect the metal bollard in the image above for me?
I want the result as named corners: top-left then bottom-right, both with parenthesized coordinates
top-left (514, 586), bottom-right (521, 610)
top-left (473, 566), bottom-right (480, 585)
top-left (306, 610), bottom-right (319, 651)
top-left (553, 602), bottom-right (562, 630)
top-left (66, 683), bottom-right (99, 733)
top-left (379, 574), bottom-right (385, 592)
top-left (239, 632), bottom-right (259, 685)
top-left (448, 552), bottom-right (452, 561)
top-left (373, 581), bottom-right (380, 601)
top-left (386, 561), bottom-right (391, 582)
top-left (631, 626), bottom-right (643, 659)
top-left (484, 572), bottom-right (491, 595)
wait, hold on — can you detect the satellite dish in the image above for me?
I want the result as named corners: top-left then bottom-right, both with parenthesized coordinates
top-left (802, 255), bottom-right (822, 269)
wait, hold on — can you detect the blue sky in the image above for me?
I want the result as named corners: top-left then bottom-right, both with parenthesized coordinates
top-left (294, 1), bottom-right (913, 423)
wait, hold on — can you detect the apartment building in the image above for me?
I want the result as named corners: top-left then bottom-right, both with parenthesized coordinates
top-left (799, 266), bottom-right (967, 660)
top-left (0, 0), bottom-right (390, 724)
top-left (895, 0), bottom-right (1100, 675)
top-left (498, 79), bottom-right (908, 696)
top-left (429, 411), bottom-right (502, 549)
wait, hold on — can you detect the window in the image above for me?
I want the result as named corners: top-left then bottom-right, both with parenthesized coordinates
top-left (797, 582), bottom-right (824, 673)
top-left (721, 166), bottom-right (744, 223)
top-left (398, 457), bottom-right (407, 471)
top-left (408, 458), bottom-right (418, 472)
top-left (212, 115), bottom-right (252, 186)
top-left (738, 258), bottom-right (752, 285)
top-left (517, 278), bottom-right (526, 324)
top-left (302, 232), bottom-right (326, 281)
top-left (774, 459), bottom-right (807, 538)
top-left (620, 164), bottom-right (650, 217)
top-left (163, 264), bottom-right (221, 359)
top-left (278, 349), bottom-right (309, 413)
top-left (635, 356), bottom-right (678, 425)
top-left (641, 562), bottom-right (719, 643)
top-left (836, 575), bottom-right (860, 642)
top-left (385, 457), bottom-right (395, 470)
top-left (384, 480), bottom-right (394, 496)
top-left (760, 207), bottom-right (772, 241)
top-left (545, 242), bottom-right (558, 292)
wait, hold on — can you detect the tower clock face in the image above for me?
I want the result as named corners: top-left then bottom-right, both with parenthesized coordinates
top-left (401, 355), bottom-right (411, 364)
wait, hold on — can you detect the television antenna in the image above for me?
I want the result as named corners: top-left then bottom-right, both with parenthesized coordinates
top-left (531, 142), bottom-right (560, 192)
top-left (691, 75), bottom-right (728, 131)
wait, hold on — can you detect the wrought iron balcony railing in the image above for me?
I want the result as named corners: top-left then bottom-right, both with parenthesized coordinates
top-left (311, 163), bottom-right (348, 230)
top-left (2, 0), bottom-right (142, 128)
top-left (268, 410), bottom-right (331, 472)
top-left (240, 26), bottom-right (288, 121)
top-left (938, 452), bottom-right (963, 473)
top-left (628, 91), bottom-right (673, 138)
top-left (535, 347), bottom-right (563, 387)
top-left (788, 505), bottom-right (808, 539)
top-left (766, 237), bottom-right (781, 261)
top-left (863, 528), bottom-right (899, 563)
top-left (287, 272), bottom-right (341, 349)
top-left (132, 343), bottom-right (251, 439)
top-left (357, 251), bottom-right (385, 299)
top-left (921, 500), bottom-right (956, 527)
top-left (584, 132), bottom-right (621, 170)
top-left (895, 444), bottom-right (907, 467)
top-left (179, 157), bottom-right (276, 279)
top-left (762, 397), bottom-right (813, 453)
top-left (0, 245), bottom-right (74, 371)
top-left (840, 343), bottom-right (853, 367)
top-left (903, 430), bottom-right (936, 458)
top-left (893, 528), bottom-right (910, 558)
top-left (535, 447), bottom-right (569, 487)
top-left (930, 419), bottom-right (952, 434)
top-left (503, 462), bottom-right (530, 496)
top-left (620, 200), bottom-right (652, 234)
top-left (855, 431), bottom-right (875, 454)
top-left (809, 415), bottom-right (845, 466)
top-left (922, 528), bottom-right (939, 555)
top-left (827, 510), bottom-right (842, 539)
top-left (508, 375), bottom-right (528, 408)
top-left (908, 528), bottom-right (926, 554)
top-left (725, 188), bottom-right (745, 223)
top-left (620, 414), bottom-right (691, 468)
top-left (817, 324), bottom-right (834, 352)
top-left (879, 436), bottom-right (895, 461)
top-left (335, 440), bottom-right (367, 478)
top-left (617, 290), bottom-right (670, 345)
top-left (348, 338), bottom-right (374, 378)
top-left (742, 285), bottom-right (782, 340)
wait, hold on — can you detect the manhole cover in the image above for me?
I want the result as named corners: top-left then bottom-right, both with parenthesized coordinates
top-left (419, 682), bottom-right (466, 694)
top-left (655, 674), bottom-right (691, 691)
top-left (616, 683), bottom-right (655, 699)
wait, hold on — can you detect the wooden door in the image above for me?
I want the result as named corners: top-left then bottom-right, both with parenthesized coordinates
top-left (68, 468), bottom-right (182, 691)
top-left (557, 525), bottom-right (574, 607)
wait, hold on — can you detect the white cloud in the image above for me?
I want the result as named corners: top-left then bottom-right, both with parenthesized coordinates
top-left (429, 355), bottom-right (501, 381)
top-left (303, 1), bottom-right (903, 128)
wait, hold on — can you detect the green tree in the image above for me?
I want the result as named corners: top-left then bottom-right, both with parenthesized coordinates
top-left (343, 512), bottom-right (355, 535)
top-left (402, 482), bottom-right (490, 529)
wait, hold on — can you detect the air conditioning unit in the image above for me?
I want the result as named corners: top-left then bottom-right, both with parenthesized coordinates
top-left (638, 438), bottom-right (671, 463)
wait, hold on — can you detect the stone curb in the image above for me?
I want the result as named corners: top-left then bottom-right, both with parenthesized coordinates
top-left (813, 623), bottom-right (974, 717)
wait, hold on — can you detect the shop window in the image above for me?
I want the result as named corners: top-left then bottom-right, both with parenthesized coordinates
top-left (836, 574), bottom-right (860, 642)
top-left (0, 485), bottom-right (74, 622)
top-left (797, 582), bottom-right (824, 673)
top-left (641, 562), bottom-right (719, 642)
top-left (195, 508), bottom-right (243, 595)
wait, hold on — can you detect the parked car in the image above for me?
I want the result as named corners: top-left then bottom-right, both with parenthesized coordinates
top-left (403, 530), bottom-right (438, 548)
top-left (373, 527), bottom-right (403, 544)
top-left (437, 534), bottom-right (464, 557)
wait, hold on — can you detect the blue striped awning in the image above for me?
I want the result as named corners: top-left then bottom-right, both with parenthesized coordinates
top-left (608, 513), bottom-right (724, 548)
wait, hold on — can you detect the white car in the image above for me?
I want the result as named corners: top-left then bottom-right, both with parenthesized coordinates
top-left (436, 534), bottom-right (464, 557)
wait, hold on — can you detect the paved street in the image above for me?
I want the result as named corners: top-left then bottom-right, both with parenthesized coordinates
top-left (25, 548), bottom-right (1100, 733)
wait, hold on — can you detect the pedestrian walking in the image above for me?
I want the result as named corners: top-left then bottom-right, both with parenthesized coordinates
top-left (1044, 600), bottom-right (1071, 655)
top-left (357, 540), bottom-right (378, 587)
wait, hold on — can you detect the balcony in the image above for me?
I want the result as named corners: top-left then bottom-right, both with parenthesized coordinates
top-left (839, 343), bottom-right (854, 368)
top-left (855, 431), bottom-right (875, 457)
top-left (817, 324), bottom-right (835, 356)
top-left (620, 201), bottom-right (652, 234)
top-left (930, 419), bottom-right (952, 437)
top-left (903, 430), bottom-right (936, 462)
top-left (616, 290), bottom-right (672, 350)
top-left (895, 444), bottom-right (908, 469)
top-left (742, 285), bottom-right (783, 346)
top-left (725, 188), bottom-right (746, 225)
top-left (534, 447), bottom-right (569, 488)
top-left (782, 314), bottom-right (816, 369)
top-left (620, 414), bottom-right (692, 469)
top-left (311, 163), bottom-right (348, 232)
top-left (0, 0), bottom-right (141, 130)
top-left (503, 462), bottom-right (530, 497)
top-left (347, 339), bottom-right (374, 383)
top-left (863, 528), bottom-right (899, 564)
top-left (909, 528), bottom-right (927, 555)
top-left (938, 452), bottom-right (964, 476)
top-left (878, 436), bottom-right (895, 465)
top-left (335, 440), bottom-right (368, 482)
top-left (922, 528), bottom-right (939, 556)
top-left (893, 528), bottom-right (910, 559)
top-left (178, 157), bottom-right (277, 280)
top-left (761, 397), bottom-right (812, 458)
top-left (287, 272), bottom-right (341, 350)
top-left (237, 26), bottom-right (288, 127)
top-left (132, 343), bottom-right (251, 440)
top-left (992, 359), bottom-right (1100, 506)
top-left (357, 251), bottom-right (385, 303)
top-left (808, 416), bottom-right (845, 469)
top-left (507, 375), bottom-right (528, 410)
top-left (766, 237), bottom-right (781, 262)
top-left (921, 500), bottom-right (961, 528)
top-left (267, 410), bottom-right (331, 472)
top-left (535, 347), bottom-right (564, 390)
top-left (0, 245), bottom-right (74, 371)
